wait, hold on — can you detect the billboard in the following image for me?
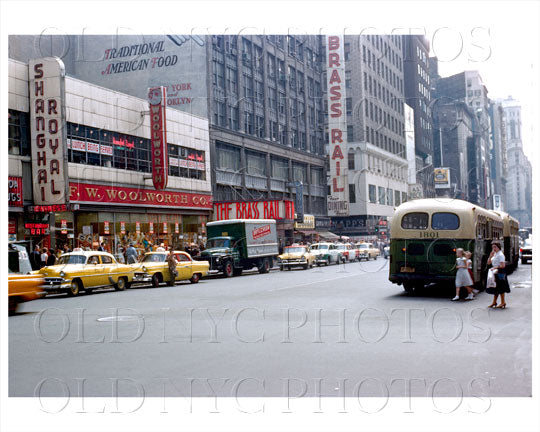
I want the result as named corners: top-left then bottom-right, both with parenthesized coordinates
top-left (326, 35), bottom-right (349, 216)
top-left (9, 35), bottom-right (208, 118)
top-left (434, 168), bottom-right (451, 189)
top-left (28, 57), bottom-right (69, 205)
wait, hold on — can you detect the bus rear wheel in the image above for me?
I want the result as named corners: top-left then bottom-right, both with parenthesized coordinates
top-left (403, 282), bottom-right (415, 294)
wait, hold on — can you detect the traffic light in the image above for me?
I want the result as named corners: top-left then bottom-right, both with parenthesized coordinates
top-left (375, 226), bottom-right (379, 233)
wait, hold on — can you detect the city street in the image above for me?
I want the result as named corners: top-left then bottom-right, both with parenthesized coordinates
top-left (9, 258), bottom-right (532, 398)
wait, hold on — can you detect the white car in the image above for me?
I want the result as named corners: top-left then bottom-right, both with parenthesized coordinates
top-left (310, 243), bottom-right (345, 266)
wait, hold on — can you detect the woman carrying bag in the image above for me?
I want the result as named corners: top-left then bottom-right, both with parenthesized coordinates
top-left (486, 241), bottom-right (510, 309)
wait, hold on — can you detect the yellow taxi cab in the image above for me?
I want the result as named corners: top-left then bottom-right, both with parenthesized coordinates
top-left (35, 250), bottom-right (135, 296)
top-left (356, 242), bottom-right (380, 260)
top-left (131, 251), bottom-right (210, 287)
top-left (8, 242), bottom-right (45, 315)
top-left (278, 244), bottom-right (316, 270)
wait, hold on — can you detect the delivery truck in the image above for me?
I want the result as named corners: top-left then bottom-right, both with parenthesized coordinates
top-left (196, 219), bottom-right (279, 277)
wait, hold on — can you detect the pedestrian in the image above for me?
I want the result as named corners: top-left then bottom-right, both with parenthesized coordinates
top-left (464, 251), bottom-right (479, 295)
top-left (40, 248), bottom-right (48, 268)
top-left (452, 248), bottom-right (475, 301)
top-left (63, 244), bottom-right (71, 254)
top-left (98, 242), bottom-right (105, 252)
top-left (30, 245), bottom-right (41, 270)
top-left (46, 248), bottom-right (57, 266)
top-left (486, 241), bottom-right (510, 309)
top-left (156, 243), bottom-right (166, 252)
top-left (55, 247), bottom-right (63, 259)
top-left (126, 242), bottom-right (139, 264)
top-left (167, 247), bottom-right (178, 284)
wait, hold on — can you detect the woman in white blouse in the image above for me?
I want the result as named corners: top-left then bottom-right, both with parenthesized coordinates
top-left (486, 241), bottom-right (510, 309)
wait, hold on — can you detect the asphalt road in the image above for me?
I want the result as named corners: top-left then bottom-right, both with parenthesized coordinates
top-left (9, 257), bottom-right (532, 398)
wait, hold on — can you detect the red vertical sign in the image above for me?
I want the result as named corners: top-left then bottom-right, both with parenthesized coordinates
top-left (148, 86), bottom-right (168, 190)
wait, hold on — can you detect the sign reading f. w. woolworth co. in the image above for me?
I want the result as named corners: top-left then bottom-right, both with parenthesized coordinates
top-left (148, 86), bottom-right (168, 190)
top-left (28, 57), bottom-right (69, 205)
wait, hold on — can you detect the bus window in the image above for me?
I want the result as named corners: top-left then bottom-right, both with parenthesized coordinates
top-left (431, 212), bottom-right (459, 230)
top-left (401, 212), bottom-right (428, 229)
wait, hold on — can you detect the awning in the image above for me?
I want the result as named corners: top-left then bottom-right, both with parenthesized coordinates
top-left (318, 231), bottom-right (340, 240)
top-left (295, 229), bottom-right (318, 235)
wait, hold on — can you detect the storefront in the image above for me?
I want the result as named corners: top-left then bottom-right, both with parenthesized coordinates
top-left (293, 214), bottom-right (317, 243)
top-left (213, 199), bottom-right (296, 247)
top-left (69, 183), bottom-right (212, 256)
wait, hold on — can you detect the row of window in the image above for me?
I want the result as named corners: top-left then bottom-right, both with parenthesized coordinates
top-left (368, 184), bottom-right (407, 206)
top-left (362, 45), bottom-right (403, 93)
top-left (363, 72), bottom-right (405, 116)
top-left (66, 123), bottom-right (206, 180)
top-left (215, 142), bottom-right (324, 185)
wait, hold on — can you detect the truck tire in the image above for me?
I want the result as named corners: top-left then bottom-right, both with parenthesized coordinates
top-left (224, 261), bottom-right (234, 277)
top-left (258, 258), bottom-right (270, 274)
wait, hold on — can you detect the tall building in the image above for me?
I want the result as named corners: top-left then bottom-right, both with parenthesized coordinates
top-left (431, 70), bottom-right (492, 207)
top-left (500, 96), bottom-right (532, 227)
top-left (328, 34), bottom-right (408, 238)
top-left (402, 35), bottom-right (434, 198)
top-left (488, 100), bottom-right (508, 210)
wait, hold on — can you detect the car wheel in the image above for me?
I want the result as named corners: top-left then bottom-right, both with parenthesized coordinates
top-left (190, 273), bottom-right (200, 283)
top-left (115, 277), bottom-right (127, 291)
top-left (279, 265), bottom-right (284, 271)
top-left (224, 261), bottom-right (234, 277)
top-left (68, 279), bottom-right (80, 296)
top-left (303, 264), bottom-right (308, 270)
top-left (151, 273), bottom-right (161, 287)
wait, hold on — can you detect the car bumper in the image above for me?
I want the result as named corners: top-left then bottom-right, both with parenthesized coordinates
top-left (522, 252), bottom-right (532, 259)
top-left (279, 260), bottom-right (308, 267)
top-left (43, 278), bottom-right (72, 291)
top-left (133, 273), bottom-right (153, 283)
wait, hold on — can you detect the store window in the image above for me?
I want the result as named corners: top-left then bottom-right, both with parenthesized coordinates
top-left (368, 184), bottom-right (377, 203)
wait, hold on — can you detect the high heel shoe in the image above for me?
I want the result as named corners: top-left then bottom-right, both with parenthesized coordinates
top-left (495, 303), bottom-right (506, 309)
top-left (487, 303), bottom-right (498, 308)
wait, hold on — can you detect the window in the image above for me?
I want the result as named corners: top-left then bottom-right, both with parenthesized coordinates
top-left (226, 67), bottom-right (238, 94)
top-left (8, 110), bottom-right (30, 156)
top-left (244, 111), bottom-right (254, 135)
top-left (217, 143), bottom-right (241, 171)
top-left (378, 186), bottom-right (385, 204)
top-left (311, 168), bottom-right (323, 185)
top-left (401, 212), bottom-right (428, 229)
top-left (387, 188), bottom-right (393, 206)
top-left (272, 157), bottom-right (289, 180)
top-left (431, 212), bottom-right (460, 230)
top-left (394, 190), bottom-right (401, 206)
top-left (349, 184), bottom-right (356, 203)
top-left (348, 152), bottom-right (355, 170)
top-left (402, 191), bottom-right (407, 203)
top-left (246, 151), bottom-right (266, 176)
top-left (293, 163), bottom-right (307, 183)
top-left (368, 185), bottom-right (376, 203)
top-left (229, 106), bottom-right (239, 130)
top-left (212, 61), bottom-right (225, 88)
top-left (347, 126), bottom-right (354, 142)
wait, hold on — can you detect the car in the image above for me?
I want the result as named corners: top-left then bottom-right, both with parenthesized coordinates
top-left (520, 238), bottom-right (532, 264)
top-left (278, 245), bottom-right (315, 270)
top-left (132, 251), bottom-right (210, 287)
top-left (357, 242), bottom-right (380, 260)
top-left (335, 243), bottom-right (354, 262)
top-left (8, 242), bottom-right (45, 315)
top-left (310, 242), bottom-right (344, 266)
top-left (35, 251), bottom-right (135, 296)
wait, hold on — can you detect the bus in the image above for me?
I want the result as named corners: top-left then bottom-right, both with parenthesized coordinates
top-left (389, 198), bottom-right (503, 293)
top-left (491, 211), bottom-right (520, 272)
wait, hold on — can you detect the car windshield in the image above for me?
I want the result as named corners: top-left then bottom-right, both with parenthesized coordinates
top-left (285, 247), bottom-right (306, 254)
top-left (337, 244), bottom-right (347, 249)
top-left (206, 238), bottom-right (231, 249)
top-left (57, 255), bottom-right (87, 265)
top-left (141, 254), bottom-right (167, 263)
top-left (311, 244), bottom-right (328, 250)
top-left (358, 243), bottom-right (369, 249)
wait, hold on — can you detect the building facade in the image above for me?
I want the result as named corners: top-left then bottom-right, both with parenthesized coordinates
top-left (402, 35), bottom-right (434, 198)
top-left (500, 96), bottom-right (532, 227)
top-left (8, 57), bottom-right (212, 254)
top-left (488, 100), bottom-right (508, 210)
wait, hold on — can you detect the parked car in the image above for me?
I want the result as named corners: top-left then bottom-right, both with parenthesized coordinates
top-left (357, 242), bottom-right (380, 260)
top-left (35, 251), bottom-right (135, 296)
top-left (8, 242), bottom-right (45, 315)
top-left (335, 243), bottom-right (353, 262)
top-left (278, 245), bottom-right (315, 270)
top-left (520, 238), bottom-right (532, 264)
top-left (132, 251), bottom-right (210, 287)
top-left (347, 243), bottom-right (361, 261)
top-left (310, 242), bottom-right (344, 266)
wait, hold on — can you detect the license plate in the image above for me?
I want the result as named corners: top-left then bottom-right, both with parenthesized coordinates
top-left (400, 266), bottom-right (415, 273)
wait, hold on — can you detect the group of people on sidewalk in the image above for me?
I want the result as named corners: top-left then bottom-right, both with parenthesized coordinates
top-left (452, 241), bottom-right (510, 309)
